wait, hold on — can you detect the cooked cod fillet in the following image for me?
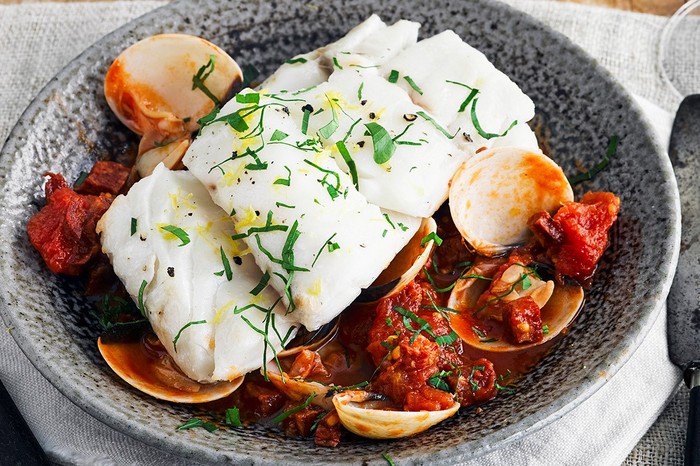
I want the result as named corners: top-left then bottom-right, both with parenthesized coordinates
top-left (97, 164), bottom-right (296, 382)
top-left (183, 91), bottom-right (420, 330)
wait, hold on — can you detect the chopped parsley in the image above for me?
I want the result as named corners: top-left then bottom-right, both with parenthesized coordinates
top-left (420, 231), bottom-right (443, 247)
top-left (365, 122), bottom-right (395, 164)
top-left (403, 75), bottom-right (424, 94)
top-left (225, 407), bottom-right (242, 427)
top-left (137, 280), bottom-right (148, 318)
top-left (177, 418), bottom-right (218, 432)
top-left (569, 135), bottom-right (620, 184)
top-left (191, 55), bottom-right (220, 106)
top-left (272, 392), bottom-right (316, 424)
top-left (172, 320), bottom-right (207, 352)
top-left (388, 69), bottom-right (399, 83)
top-left (270, 129), bottom-right (289, 141)
top-left (250, 271), bottom-right (271, 296)
top-left (219, 246), bottom-right (233, 281)
top-left (273, 166), bottom-right (292, 187)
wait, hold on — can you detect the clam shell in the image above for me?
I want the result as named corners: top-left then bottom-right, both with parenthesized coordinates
top-left (449, 147), bottom-right (573, 256)
top-left (98, 332), bottom-right (242, 403)
top-left (104, 33), bottom-right (242, 152)
top-left (357, 217), bottom-right (437, 303)
top-left (332, 390), bottom-right (459, 439)
top-left (264, 361), bottom-right (334, 411)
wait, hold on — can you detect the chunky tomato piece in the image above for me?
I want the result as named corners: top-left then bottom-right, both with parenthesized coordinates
top-left (502, 296), bottom-right (543, 344)
top-left (530, 191), bottom-right (620, 282)
top-left (27, 173), bottom-right (112, 275)
top-left (74, 161), bottom-right (130, 196)
top-left (229, 377), bottom-right (286, 422)
top-left (366, 279), bottom-right (497, 411)
top-left (289, 349), bottom-right (329, 379)
top-left (454, 358), bottom-right (497, 404)
top-left (281, 403), bottom-right (324, 438)
top-left (314, 411), bottom-right (342, 448)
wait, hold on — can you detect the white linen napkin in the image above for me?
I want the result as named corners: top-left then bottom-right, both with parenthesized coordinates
top-left (0, 1), bottom-right (685, 465)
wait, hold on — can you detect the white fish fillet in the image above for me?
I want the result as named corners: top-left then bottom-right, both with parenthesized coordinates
top-left (183, 91), bottom-right (420, 330)
top-left (260, 15), bottom-right (419, 93)
top-left (380, 30), bottom-right (540, 153)
top-left (290, 70), bottom-right (466, 217)
top-left (96, 164), bottom-right (296, 382)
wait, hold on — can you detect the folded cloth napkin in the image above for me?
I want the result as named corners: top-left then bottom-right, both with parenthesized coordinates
top-left (0, 1), bottom-right (686, 465)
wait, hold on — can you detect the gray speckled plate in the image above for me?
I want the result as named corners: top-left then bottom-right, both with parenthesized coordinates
top-left (0, 0), bottom-right (681, 464)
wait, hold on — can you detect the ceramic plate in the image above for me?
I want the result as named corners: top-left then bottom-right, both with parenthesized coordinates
top-left (0, 0), bottom-right (680, 464)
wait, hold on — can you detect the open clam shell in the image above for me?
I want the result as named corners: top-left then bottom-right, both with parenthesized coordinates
top-left (104, 33), bottom-right (242, 153)
top-left (132, 137), bottom-right (190, 180)
top-left (357, 217), bottom-right (437, 303)
top-left (332, 390), bottom-right (459, 439)
top-left (264, 361), bottom-right (334, 411)
top-left (98, 323), bottom-right (242, 403)
top-left (449, 147), bottom-right (573, 256)
top-left (448, 262), bottom-right (585, 352)
top-left (277, 318), bottom-right (339, 359)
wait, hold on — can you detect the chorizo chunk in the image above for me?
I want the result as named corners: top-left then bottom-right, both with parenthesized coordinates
top-left (502, 296), bottom-right (543, 344)
top-left (27, 173), bottom-right (112, 275)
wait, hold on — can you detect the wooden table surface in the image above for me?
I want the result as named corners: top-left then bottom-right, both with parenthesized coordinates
top-left (0, 0), bottom-right (688, 16)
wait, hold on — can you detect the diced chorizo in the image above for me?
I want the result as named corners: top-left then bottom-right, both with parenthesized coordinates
top-left (314, 411), bottom-right (342, 448)
top-left (454, 358), bottom-right (497, 405)
top-left (502, 296), bottom-right (543, 344)
top-left (27, 174), bottom-right (112, 275)
top-left (529, 191), bottom-right (620, 282)
top-left (289, 349), bottom-right (329, 379)
top-left (281, 404), bottom-right (324, 438)
top-left (74, 161), bottom-right (130, 196)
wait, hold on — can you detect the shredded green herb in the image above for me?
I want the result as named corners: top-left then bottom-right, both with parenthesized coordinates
top-left (312, 233), bottom-right (338, 267)
top-left (568, 135), bottom-right (620, 184)
top-left (191, 55), bottom-right (220, 106)
top-left (428, 370), bottom-right (453, 392)
top-left (225, 407), bottom-right (242, 427)
top-left (336, 140), bottom-right (359, 190)
top-left (285, 57), bottom-right (308, 64)
top-left (235, 92), bottom-right (260, 104)
top-left (250, 271), bottom-right (271, 296)
top-left (383, 452), bottom-right (396, 466)
top-left (172, 320), bottom-right (207, 352)
top-left (231, 210), bottom-right (288, 240)
top-left (270, 129), bottom-right (289, 141)
top-left (420, 232), bottom-right (443, 247)
top-left (74, 171), bottom-right (89, 188)
top-left (137, 280), bottom-right (148, 318)
top-left (388, 69), bottom-right (399, 83)
top-left (403, 75), bottom-right (423, 94)
top-left (220, 246), bottom-right (233, 281)
top-left (416, 111), bottom-right (458, 139)
top-left (273, 166), bottom-right (292, 187)
top-left (365, 122), bottom-right (395, 164)
top-left (470, 98), bottom-right (518, 139)
top-left (177, 418), bottom-right (218, 432)
top-left (130, 218), bottom-right (137, 236)
top-left (272, 392), bottom-right (316, 424)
